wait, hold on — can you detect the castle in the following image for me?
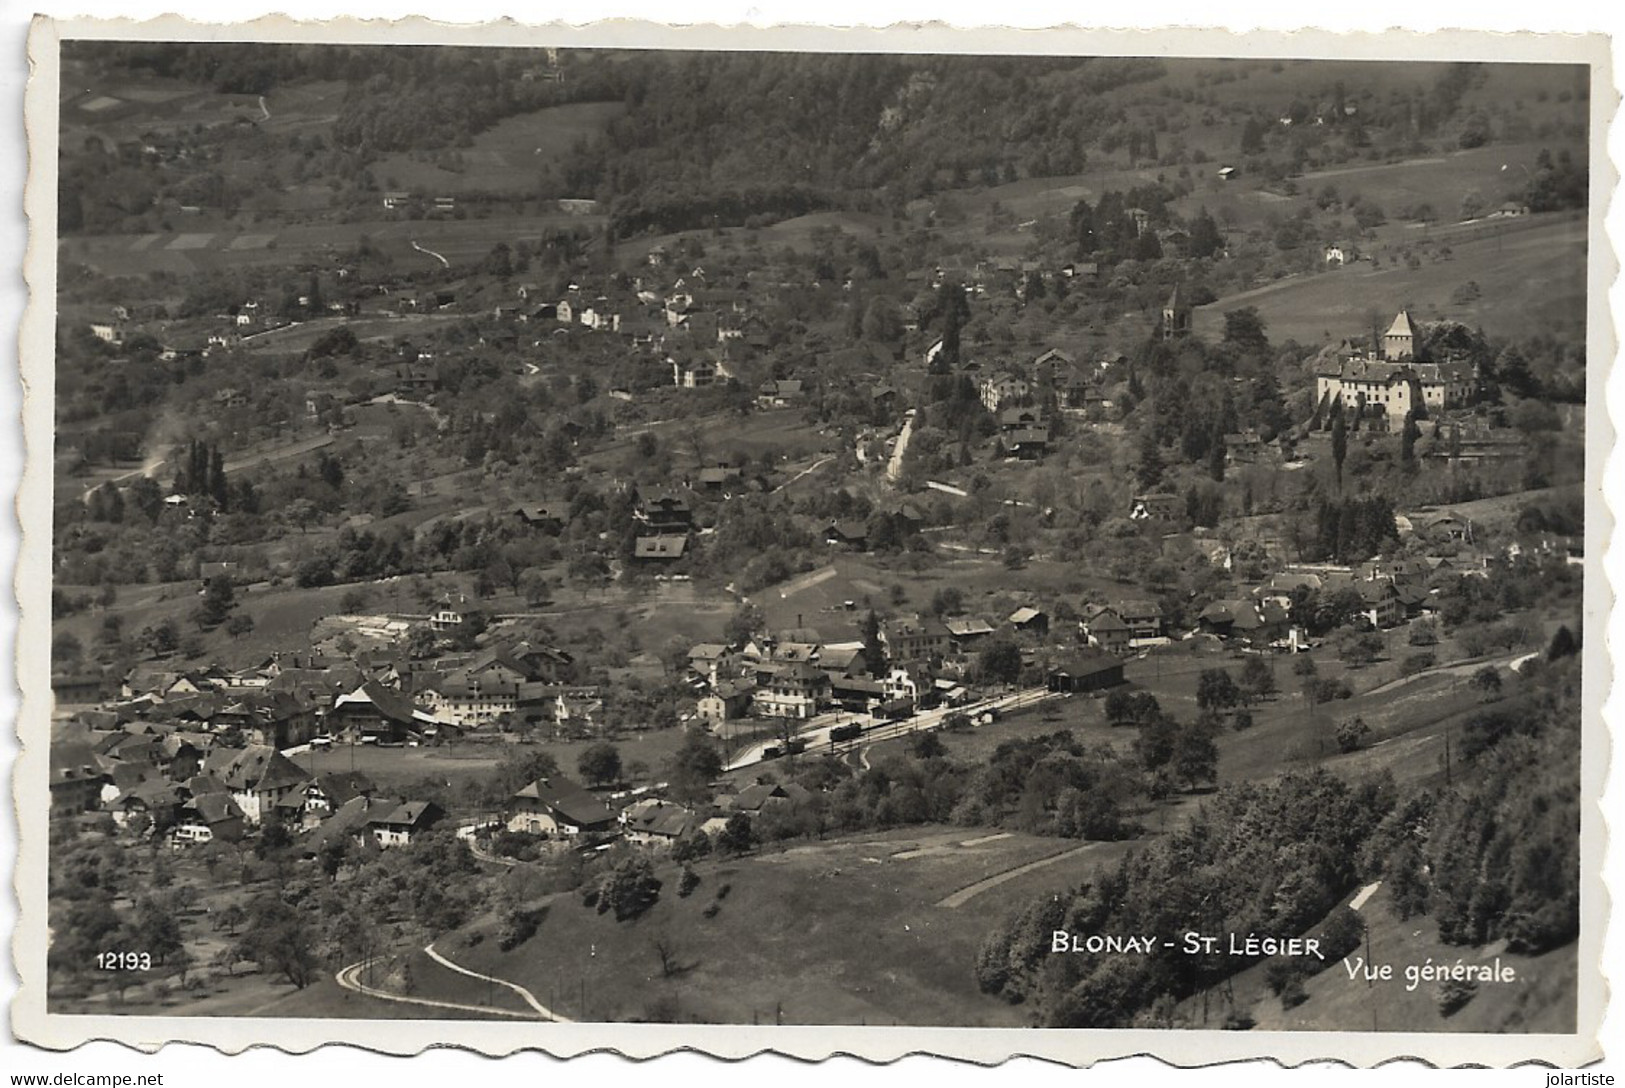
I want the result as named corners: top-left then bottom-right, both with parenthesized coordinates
top-left (1313, 310), bottom-right (1476, 425)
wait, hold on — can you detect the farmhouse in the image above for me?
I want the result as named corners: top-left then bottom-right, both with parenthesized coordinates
top-left (202, 744), bottom-right (310, 826)
top-left (369, 800), bottom-right (445, 848)
top-left (328, 681), bottom-right (437, 744)
top-left (508, 775), bottom-right (618, 836)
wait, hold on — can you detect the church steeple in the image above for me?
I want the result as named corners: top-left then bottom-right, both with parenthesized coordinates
top-left (1161, 285), bottom-right (1191, 341)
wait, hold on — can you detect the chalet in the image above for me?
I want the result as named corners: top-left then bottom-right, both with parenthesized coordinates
top-left (1224, 431), bottom-right (1267, 464)
top-left (824, 521), bottom-right (868, 551)
top-left (508, 776), bottom-right (618, 836)
top-left (287, 771), bottom-right (377, 830)
top-left (381, 191), bottom-right (412, 210)
top-left (999, 407), bottom-right (1044, 434)
top-left (51, 672), bottom-right (112, 705)
top-left (697, 679), bottom-right (754, 723)
top-left (1046, 651), bottom-right (1126, 694)
top-left (370, 800), bottom-right (445, 847)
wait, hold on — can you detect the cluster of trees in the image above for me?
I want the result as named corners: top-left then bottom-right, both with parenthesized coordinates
top-left (1308, 496), bottom-right (1399, 564)
top-left (975, 768), bottom-right (1396, 1026)
top-left (1362, 656), bottom-right (1580, 956)
top-left (1069, 186), bottom-right (1224, 265)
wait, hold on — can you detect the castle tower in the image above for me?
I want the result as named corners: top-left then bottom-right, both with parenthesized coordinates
top-left (1383, 310), bottom-right (1415, 361)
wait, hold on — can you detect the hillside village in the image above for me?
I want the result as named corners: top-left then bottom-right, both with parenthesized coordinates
top-left (46, 45), bottom-right (1589, 1031)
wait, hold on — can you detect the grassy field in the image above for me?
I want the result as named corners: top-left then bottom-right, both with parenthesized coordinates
top-left (371, 102), bottom-right (627, 196)
top-left (442, 825), bottom-right (1144, 1025)
top-left (1192, 213), bottom-right (1586, 344)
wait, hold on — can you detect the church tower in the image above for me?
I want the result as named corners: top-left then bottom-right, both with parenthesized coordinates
top-left (1161, 285), bottom-right (1191, 341)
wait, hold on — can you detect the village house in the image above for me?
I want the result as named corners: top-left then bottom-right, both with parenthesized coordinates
top-left (880, 615), bottom-right (952, 665)
top-left (328, 680), bottom-right (437, 744)
top-left (634, 488), bottom-right (694, 533)
top-left (980, 372), bottom-right (1030, 412)
top-left (697, 679), bottom-right (754, 723)
top-left (824, 520), bottom-right (868, 551)
top-left (515, 503), bottom-right (566, 533)
top-left (1008, 606), bottom-right (1050, 636)
top-left (752, 661), bottom-right (829, 720)
top-left (1197, 599), bottom-right (1291, 644)
top-left (169, 792), bottom-right (246, 846)
top-left (672, 355), bottom-right (718, 388)
top-left (687, 643), bottom-right (737, 685)
top-left (757, 378), bottom-right (805, 409)
top-left (508, 775), bottom-right (618, 836)
top-left (369, 800), bottom-right (445, 848)
top-left (619, 798), bottom-right (699, 846)
top-left (1130, 493), bottom-right (1184, 526)
top-left (944, 617), bottom-right (996, 653)
top-left (202, 744), bottom-right (310, 826)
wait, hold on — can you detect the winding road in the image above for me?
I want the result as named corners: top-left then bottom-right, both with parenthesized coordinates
top-left (411, 239), bottom-right (451, 268)
top-left (335, 943), bottom-right (570, 1021)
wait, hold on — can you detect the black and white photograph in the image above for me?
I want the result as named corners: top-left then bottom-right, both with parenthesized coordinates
top-left (10, 15), bottom-right (1613, 1069)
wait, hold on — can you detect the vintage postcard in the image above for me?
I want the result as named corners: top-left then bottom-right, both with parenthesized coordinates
top-left (9, 13), bottom-right (1615, 1069)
